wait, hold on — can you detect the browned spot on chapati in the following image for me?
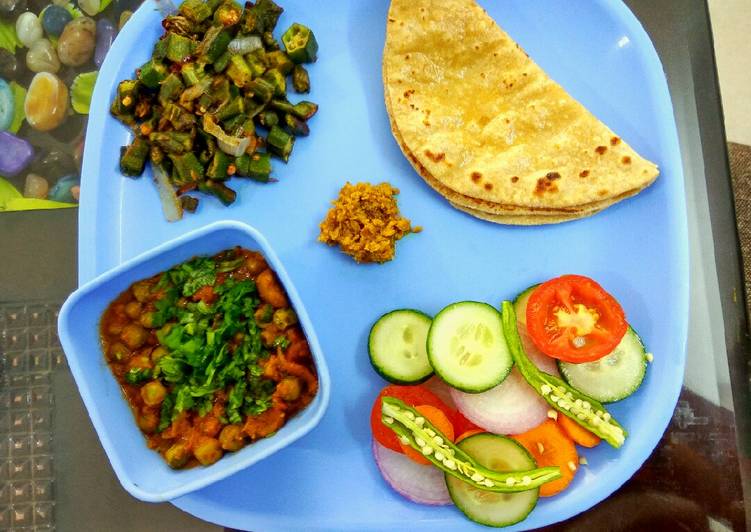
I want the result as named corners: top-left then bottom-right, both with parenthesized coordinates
top-left (598, 189), bottom-right (609, 197)
top-left (535, 176), bottom-right (559, 196)
top-left (595, 146), bottom-right (608, 155)
top-left (403, 89), bottom-right (415, 99)
top-left (546, 172), bottom-right (561, 180)
top-left (424, 150), bottom-right (445, 163)
top-left (610, 137), bottom-right (621, 146)
top-left (511, 176), bottom-right (519, 183)
top-left (621, 156), bottom-right (632, 165)
top-left (471, 172), bottom-right (482, 183)
top-left (579, 170), bottom-right (590, 178)
top-left (484, 183), bottom-right (493, 191)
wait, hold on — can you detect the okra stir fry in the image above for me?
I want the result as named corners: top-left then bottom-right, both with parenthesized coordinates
top-left (111, 0), bottom-right (318, 219)
top-left (100, 247), bottom-right (318, 469)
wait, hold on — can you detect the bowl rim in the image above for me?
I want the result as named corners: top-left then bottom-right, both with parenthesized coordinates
top-left (57, 220), bottom-right (331, 502)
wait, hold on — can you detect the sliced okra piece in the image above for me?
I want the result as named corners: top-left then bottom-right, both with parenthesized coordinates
top-left (226, 55), bottom-right (253, 88)
top-left (198, 26), bottom-right (232, 64)
top-left (282, 23), bottom-right (318, 63)
top-left (266, 50), bottom-right (294, 75)
top-left (180, 195), bottom-right (199, 213)
top-left (283, 113), bottom-right (309, 137)
top-left (241, 0), bottom-right (283, 34)
top-left (150, 131), bottom-right (193, 155)
top-left (119, 137), bottom-right (150, 177)
top-left (247, 152), bottom-right (272, 182)
top-left (214, 1), bottom-right (242, 27)
top-left (213, 51), bottom-right (231, 73)
top-left (113, 79), bottom-right (140, 115)
top-left (181, 63), bottom-right (206, 87)
top-left (262, 69), bottom-right (286, 97)
top-left (258, 110), bottom-right (279, 129)
top-left (206, 151), bottom-right (234, 180)
top-left (247, 78), bottom-right (275, 104)
top-left (163, 102), bottom-right (196, 131)
top-left (245, 49), bottom-right (267, 79)
top-left (166, 32), bottom-right (196, 63)
top-left (137, 59), bottom-right (167, 89)
top-left (215, 96), bottom-right (245, 121)
top-left (168, 152), bottom-right (204, 185)
top-left (158, 73), bottom-right (184, 105)
top-left (199, 179), bottom-right (237, 205)
top-left (292, 64), bottom-right (310, 93)
top-left (179, 0), bottom-right (212, 23)
top-left (266, 125), bottom-right (294, 162)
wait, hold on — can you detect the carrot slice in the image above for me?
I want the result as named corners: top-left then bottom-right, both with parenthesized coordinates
top-left (513, 420), bottom-right (578, 497)
top-left (558, 414), bottom-right (601, 448)
top-left (370, 385), bottom-right (454, 453)
top-left (400, 405), bottom-right (455, 465)
top-left (455, 428), bottom-right (484, 443)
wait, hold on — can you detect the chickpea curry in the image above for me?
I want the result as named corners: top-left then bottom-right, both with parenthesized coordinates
top-left (100, 247), bottom-right (318, 469)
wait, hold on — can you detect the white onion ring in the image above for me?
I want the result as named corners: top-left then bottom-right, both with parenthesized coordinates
top-left (372, 440), bottom-right (451, 506)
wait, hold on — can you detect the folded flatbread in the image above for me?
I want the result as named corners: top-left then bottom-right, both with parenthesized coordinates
top-left (383, 0), bottom-right (659, 221)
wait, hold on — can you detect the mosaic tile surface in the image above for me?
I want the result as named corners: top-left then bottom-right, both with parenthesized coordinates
top-left (0, 302), bottom-right (64, 532)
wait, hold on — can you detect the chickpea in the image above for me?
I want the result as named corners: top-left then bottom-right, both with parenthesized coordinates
top-left (108, 342), bottom-right (130, 362)
top-left (132, 281), bottom-right (151, 303)
top-left (244, 252), bottom-right (267, 275)
top-left (140, 312), bottom-right (156, 329)
top-left (106, 321), bottom-right (124, 336)
top-left (218, 424), bottom-right (246, 452)
top-left (140, 380), bottom-right (167, 406)
top-left (256, 269), bottom-right (289, 308)
top-left (120, 323), bottom-right (148, 350)
top-left (254, 303), bottom-right (274, 324)
top-left (276, 376), bottom-right (302, 402)
top-left (272, 308), bottom-right (298, 330)
top-left (198, 416), bottom-right (222, 437)
top-left (164, 442), bottom-right (190, 469)
top-left (151, 346), bottom-right (168, 363)
top-left (137, 411), bottom-right (158, 433)
top-left (128, 355), bottom-right (152, 371)
top-left (124, 301), bottom-right (142, 319)
top-left (193, 438), bottom-right (223, 466)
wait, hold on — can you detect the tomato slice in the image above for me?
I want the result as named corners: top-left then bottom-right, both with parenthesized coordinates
top-left (370, 384), bottom-right (456, 453)
top-left (526, 275), bottom-right (627, 363)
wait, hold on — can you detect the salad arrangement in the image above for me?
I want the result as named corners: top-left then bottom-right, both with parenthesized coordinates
top-left (369, 275), bottom-right (650, 527)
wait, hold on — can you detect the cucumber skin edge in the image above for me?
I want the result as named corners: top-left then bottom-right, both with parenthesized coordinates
top-left (426, 301), bottom-right (512, 394)
top-left (368, 309), bottom-right (434, 385)
top-left (445, 433), bottom-right (540, 527)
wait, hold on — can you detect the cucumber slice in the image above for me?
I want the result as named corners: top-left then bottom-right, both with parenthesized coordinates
top-left (558, 327), bottom-right (647, 402)
top-left (427, 302), bottom-right (512, 393)
top-left (446, 433), bottom-right (539, 527)
top-left (512, 284), bottom-right (538, 330)
top-left (369, 309), bottom-right (433, 384)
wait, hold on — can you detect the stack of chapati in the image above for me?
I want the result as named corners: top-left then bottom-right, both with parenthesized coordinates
top-left (383, 0), bottom-right (659, 225)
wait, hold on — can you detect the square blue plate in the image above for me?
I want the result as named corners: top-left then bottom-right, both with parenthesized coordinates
top-left (59, 221), bottom-right (330, 502)
top-left (78, 0), bottom-right (688, 529)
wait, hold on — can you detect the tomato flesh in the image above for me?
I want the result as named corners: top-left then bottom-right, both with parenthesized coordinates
top-left (526, 275), bottom-right (627, 362)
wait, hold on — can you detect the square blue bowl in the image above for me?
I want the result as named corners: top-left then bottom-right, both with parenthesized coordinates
top-left (57, 220), bottom-right (331, 502)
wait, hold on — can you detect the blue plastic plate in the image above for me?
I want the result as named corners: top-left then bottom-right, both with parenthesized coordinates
top-left (79, 0), bottom-right (688, 529)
